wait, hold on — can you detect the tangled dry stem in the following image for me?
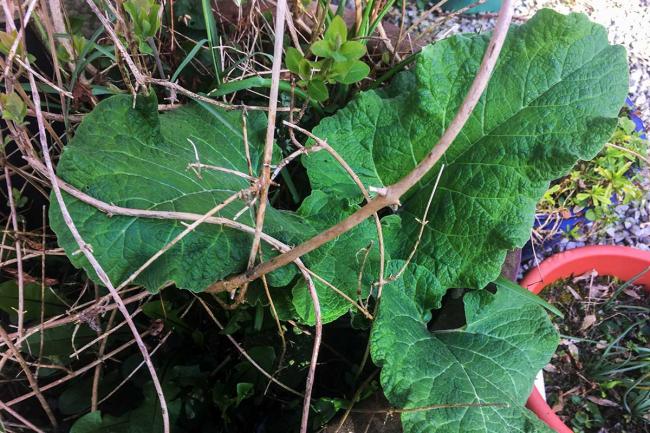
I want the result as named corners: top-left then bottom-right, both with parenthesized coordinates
top-left (0, 0), bottom-right (516, 429)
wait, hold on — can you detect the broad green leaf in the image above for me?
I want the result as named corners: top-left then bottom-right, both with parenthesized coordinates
top-left (370, 261), bottom-right (559, 433)
top-left (304, 10), bottom-right (628, 308)
top-left (50, 94), bottom-right (311, 292)
top-left (285, 46), bottom-right (304, 74)
top-left (50, 94), bottom-right (382, 321)
top-left (292, 191), bottom-right (401, 324)
top-left (0, 281), bottom-right (67, 321)
top-left (331, 60), bottom-right (370, 84)
top-left (0, 91), bottom-right (27, 123)
top-left (324, 15), bottom-right (347, 47)
top-left (307, 79), bottom-right (329, 102)
top-left (340, 40), bottom-right (366, 60)
top-left (310, 40), bottom-right (333, 58)
top-left (494, 276), bottom-right (563, 318)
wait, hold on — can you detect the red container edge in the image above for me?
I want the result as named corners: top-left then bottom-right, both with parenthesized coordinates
top-left (521, 245), bottom-right (650, 433)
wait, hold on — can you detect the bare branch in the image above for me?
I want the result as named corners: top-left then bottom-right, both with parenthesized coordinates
top-left (246, 0), bottom-right (289, 300)
top-left (0, 400), bottom-right (46, 433)
top-left (24, 56), bottom-right (170, 432)
top-left (299, 267), bottom-right (322, 433)
top-left (3, 166), bottom-right (24, 343)
top-left (0, 326), bottom-right (57, 428)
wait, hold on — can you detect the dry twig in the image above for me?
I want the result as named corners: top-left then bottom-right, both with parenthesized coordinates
top-left (0, 326), bottom-right (57, 428)
top-left (24, 57), bottom-right (171, 432)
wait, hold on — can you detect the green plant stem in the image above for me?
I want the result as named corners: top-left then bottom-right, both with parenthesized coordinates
top-left (371, 52), bottom-right (418, 88)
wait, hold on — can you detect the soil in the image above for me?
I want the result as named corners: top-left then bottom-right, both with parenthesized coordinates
top-left (542, 273), bottom-right (650, 433)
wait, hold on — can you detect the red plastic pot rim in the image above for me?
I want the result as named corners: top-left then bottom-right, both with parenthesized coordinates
top-left (521, 245), bottom-right (650, 295)
top-left (521, 245), bottom-right (650, 433)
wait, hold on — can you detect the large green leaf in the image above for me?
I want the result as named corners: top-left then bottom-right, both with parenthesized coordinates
top-left (50, 94), bottom-right (398, 321)
top-left (292, 191), bottom-right (401, 324)
top-left (303, 9), bottom-right (628, 305)
top-left (370, 262), bottom-right (559, 433)
top-left (50, 94), bottom-right (310, 292)
top-left (0, 280), bottom-right (67, 321)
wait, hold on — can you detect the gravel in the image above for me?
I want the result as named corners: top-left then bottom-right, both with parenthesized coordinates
top-left (520, 171), bottom-right (650, 277)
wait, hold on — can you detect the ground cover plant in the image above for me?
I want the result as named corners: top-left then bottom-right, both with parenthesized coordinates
top-left (543, 274), bottom-right (650, 433)
top-left (536, 113), bottom-right (648, 243)
top-left (0, 0), bottom-right (630, 432)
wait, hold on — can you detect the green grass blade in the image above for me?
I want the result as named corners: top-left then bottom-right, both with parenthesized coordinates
top-left (171, 38), bottom-right (208, 83)
top-left (201, 0), bottom-right (222, 85)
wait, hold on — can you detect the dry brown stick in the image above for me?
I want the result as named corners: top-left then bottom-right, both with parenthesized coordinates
top-left (69, 306), bottom-right (144, 359)
top-left (149, 77), bottom-right (299, 112)
top-left (96, 299), bottom-right (195, 406)
top-left (283, 120), bottom-right (387, 299)
top-left (0, 400), bottom-right (46, 433)
top-left (270, 144), bottom-right (323, 180)
top-left (246, 0), bottom-right (289, 293)
top-left (26, 104), bottom-right (180, 123)
top-left (1, 354), bottom-right (72, 375)
top-left (393, 0), bottom-right (407, 65)
top-left (285, 8), bottom-right (304, 54)
top-left (3, 166), bottom-right (24, 343)
top-left (91, 309), bottom-right (117, 412)
top-left (391, 163), bottom-right (445, 281)
top-left (26, 158), bottom-right (349, 313)
top-left (187, 162), bottom-right (257, 182)
top-left (0, 0), bottom-right (14, 32)
top-left (413, 0), bottom-right (489, 45)
top-left (84, 0), bottom-right (145, 87)
top-left (24, 59), bottom-right (170, 432)
top-left (206, 0), bottom-right (515, 293)
top-left (24, 162), bottom-right (358, 319)
top-left (13, 58), bottom-right (72, 98)
top-left (1, 291), bottom-right (149, 352)
top-left (307, 269), bottom-right (371, 319)
top-left (27, 0), bottom-right (71, 143)
top-left (299, 266), bottom-right (322, 433)
top-left (260, 273), bottom-right (287, 391)
top-left (84, 0), bottom-right (295, 112)
top-left (37, 206), bottom-right (46, 377)
top-left (0, 0), bottom-right (37, 78)
top-left (46, 0), bottom-right (74, 66)
top-left (241, 111), bottom-right (254, 177)
top-left (5, 332), bottom-right (147, 407)
top-left (95, 327), bottom-right (170, 406)
top-left (404, 0), bottom-right (450, 36)
top-left (606, 142), bottom-right (650, 165)
top-left (0, 326), bottom-right (57, 428)
top-left (114, 189), bottom-right (248, 291)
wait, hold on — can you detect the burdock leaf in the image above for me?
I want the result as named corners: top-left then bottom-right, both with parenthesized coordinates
top-left (304, 9), bottom-right (628, 304)
top-left (370, 261), bottom-right (559, 433)
top-left (50, 94), bottom-right (311, 292)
